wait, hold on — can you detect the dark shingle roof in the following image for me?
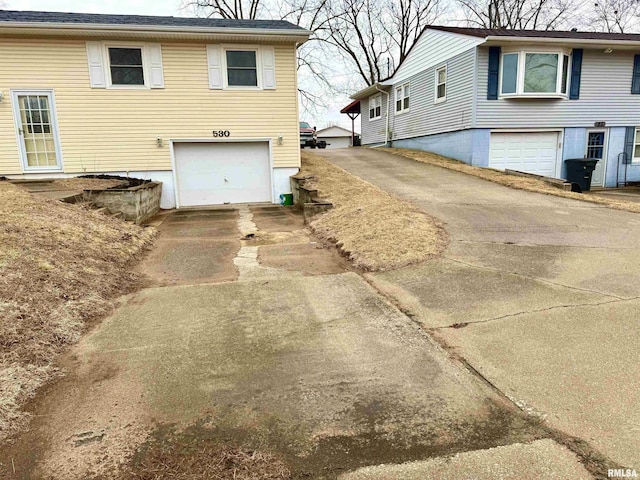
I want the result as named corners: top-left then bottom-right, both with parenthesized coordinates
top-left (429, 25), bottom-right (640, 41)
top-left (0, 9), bottom-right (305, 31)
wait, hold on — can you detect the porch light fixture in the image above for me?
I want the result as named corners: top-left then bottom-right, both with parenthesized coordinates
top-left (0, 91), bottom-right (3, 103)
top-left (156, 136), bottom-right (163, 147)
top-left (278, 135), bottom-right (283, 145)
top-left (604, 48), bottom-right (613, 54)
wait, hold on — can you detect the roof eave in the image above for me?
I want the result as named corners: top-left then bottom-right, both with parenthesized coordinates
top-left (350, 82), bottom-right (391, 100)
top-left (0, 21), bottom-right (312, 42)
top-left (485, 35), bottom-right (640, 49)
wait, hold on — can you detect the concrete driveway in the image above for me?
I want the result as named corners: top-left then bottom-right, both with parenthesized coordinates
top-left (317, 148), bottom-right (640, 471)
top-left (1, 203), bottom-right (591, 479)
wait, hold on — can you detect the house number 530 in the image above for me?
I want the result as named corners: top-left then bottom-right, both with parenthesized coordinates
top-left (213, 130), bottom-right (231, 137)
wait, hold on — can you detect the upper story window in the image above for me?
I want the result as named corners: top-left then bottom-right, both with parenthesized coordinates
top-left (435, 65), bottom-right (447, 103)
top-left (86, 41), bottom-right (164, 90)
top-left (500, 49), bottom-right (570, 97)
top-left (108, 47), bottom-right (145, 86)
top-left (395, 83), bottom-right (410, 114)
top-left (369, 94), bottom-right (382, 120)
top-left (226, 49), bottom-right (258, 87)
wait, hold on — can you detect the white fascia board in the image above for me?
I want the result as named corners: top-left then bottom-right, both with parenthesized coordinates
top-left (485, 35), bottom-right (640, 50)
top-left (350, 82), bottom-right (392, 100)
top-left (0, 22), bottom-right (312, 42)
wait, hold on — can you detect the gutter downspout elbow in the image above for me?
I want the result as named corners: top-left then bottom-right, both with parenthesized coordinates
top-left (374, 84), bottom-right (391, 147)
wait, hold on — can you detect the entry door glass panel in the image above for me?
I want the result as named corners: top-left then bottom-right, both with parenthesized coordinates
top-left (16, 94), bottom-right (59, 168)
top-left (586, 132), bottom-right (605, 159)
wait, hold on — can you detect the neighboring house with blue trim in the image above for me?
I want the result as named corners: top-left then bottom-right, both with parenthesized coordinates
top-left (350, 26), bottom-right (640, 188)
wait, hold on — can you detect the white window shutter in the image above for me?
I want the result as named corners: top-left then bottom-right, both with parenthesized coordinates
top-left (86, 42), bottom-right (106, 88)
top-left (261, 46), bottom-right (276, 89)
top-left (207, 45), bottom-right (223, 90)
top-left (146, 43), bottom-right (165, 89)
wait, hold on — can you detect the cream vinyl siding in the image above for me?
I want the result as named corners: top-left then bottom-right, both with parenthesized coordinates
top-left (0, 38), bottom-right (300, 174)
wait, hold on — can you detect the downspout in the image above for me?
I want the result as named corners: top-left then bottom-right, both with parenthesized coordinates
top-left (374, 84), bottom-right (391, 147)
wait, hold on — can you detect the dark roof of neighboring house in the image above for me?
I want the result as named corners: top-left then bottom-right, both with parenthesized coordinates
top-left (429, 25), bottom-right (640, 41)
top-left (0, 9), bottom-right (305, 31)
top-left (340, 99), bottom-right (361, 114)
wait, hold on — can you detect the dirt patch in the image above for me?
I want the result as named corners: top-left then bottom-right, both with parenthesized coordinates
top-left (300, 152), bottom-right (448, 271)
top-left (120, 424), bottom-right (291, 480)
top-left (384, 148), bottom-right (640, 214)
top-left (52, 177), bottom-right (129, 191)
top-left (0, 182), bottom-right (155, 443)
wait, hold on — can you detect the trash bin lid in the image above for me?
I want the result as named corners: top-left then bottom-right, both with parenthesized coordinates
top-left (565, 158), bottom-right (599, 165)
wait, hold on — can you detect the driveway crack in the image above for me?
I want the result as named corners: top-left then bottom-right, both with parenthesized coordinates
top-left (442, 255), bottom-right (627, 300)
top-left (437, 296), bottom-right (640, 329)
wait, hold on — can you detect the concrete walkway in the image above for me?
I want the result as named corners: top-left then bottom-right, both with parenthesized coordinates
top-left (317, 148), bottom-right (640, 471)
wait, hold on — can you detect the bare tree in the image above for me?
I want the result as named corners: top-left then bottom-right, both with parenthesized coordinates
top-left (182, 0), bottom-right (263, 19)
top-left (591, 0), bottom-right (640, 32)
top-left (458, 0), bottom-right (577, 29)
top-left (386, 0), bottom-right (444, 66)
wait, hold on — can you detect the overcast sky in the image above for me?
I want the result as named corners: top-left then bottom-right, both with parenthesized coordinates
top-left (4, 0), bottom-right (354, 130)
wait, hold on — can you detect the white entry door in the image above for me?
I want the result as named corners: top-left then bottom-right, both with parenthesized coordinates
top-left (489, 132), bottom-right (560, 178)
top-left (174, 141), bottom-right (272, 207)
top-left (12, 90), bottom-right (63, 172)
top-left (585, 130), bottom-right (607, 187)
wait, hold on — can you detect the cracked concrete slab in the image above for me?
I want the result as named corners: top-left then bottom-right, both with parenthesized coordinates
top-left (339, 439), bottom-right (593, 480)
top-left (317, 148), bottom-right (640, 471)
top-left (436, 298), bottom-right (640, 468)
top-left (446, 241), bottom-right (640, 299)
top-left (6, 273), bottom-right (545, 479)
top-left (367, 258), bottom-right (616, 328)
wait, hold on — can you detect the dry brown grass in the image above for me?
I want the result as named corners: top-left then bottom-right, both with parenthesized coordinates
top-left (300, 152), bottom-right (448, 271)
top-left (0, 182), bottom-right (155, 442)
top-left (123, 438), bottom-right (291, 480)
top-left (383, 148), bottom-right (640, 214)
top-left (52, 177), bottom-right (128, 191)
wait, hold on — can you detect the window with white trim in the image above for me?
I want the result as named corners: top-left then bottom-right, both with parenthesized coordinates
top-left (225, 49), bottom-right (258, 87)
top-left (395, 83), bottom-right (410, 113)
top-left (633, 128), bottom-right (640, 163)
top-left (435, 66), bottom-right (446, 102)
top-left (108, 47), bottom-right (145, 86)
top-left (369, 94), bottom-right (382, 120)
top-left (500, 49), bottom-right (571, 97)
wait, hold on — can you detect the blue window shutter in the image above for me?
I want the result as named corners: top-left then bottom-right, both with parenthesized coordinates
top-left (569, 49), bottom-right (583, 100)
top-left (624, 126), bottom-right (635, 163)
top-left (632, 55), bottom-right (640, 94)
top-left (487, 47), bottom-right (500, 100)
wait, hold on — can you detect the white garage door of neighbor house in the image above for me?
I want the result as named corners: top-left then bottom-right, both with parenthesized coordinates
top-left (489, 132), bottom-right (559, 178)
top-left (174, 142), bottom-right (271, 207)
top-left (323, 137), bottom-right (351, 149)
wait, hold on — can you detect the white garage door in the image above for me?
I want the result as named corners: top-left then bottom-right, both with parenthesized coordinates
top-left (322, 137), bottom-right (351, 149)
top-left (489, 132), bottom-right (560, 178)
top-left (174, 142), bottom-right (271, 207)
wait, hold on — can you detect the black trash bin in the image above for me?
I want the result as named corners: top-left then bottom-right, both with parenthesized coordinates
top-left (564, 158), bottom-right (599, 192)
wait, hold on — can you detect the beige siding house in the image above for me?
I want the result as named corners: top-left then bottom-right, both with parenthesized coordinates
top-left (0, 10), bottom-right (310, 208)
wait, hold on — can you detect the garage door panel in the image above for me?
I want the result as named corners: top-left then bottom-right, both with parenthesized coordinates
top-left (175, 142), bottom-right (271, 207)
top-left (489, 132), bottom-right (559, 178)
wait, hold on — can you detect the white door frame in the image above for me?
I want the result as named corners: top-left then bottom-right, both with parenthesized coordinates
top-left (169, 138), bottom-right (274, 209)
top-left (489, 129), bottom-right (563, 178)
top-left (11, 89), bottom-right (64, 173)
top-left (585, 128), bottom-right (608, 187)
